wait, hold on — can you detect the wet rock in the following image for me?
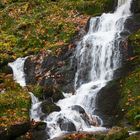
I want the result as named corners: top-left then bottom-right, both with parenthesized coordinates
top-left (33, 122), bottom-right (46, 131)
top-left (0, 65), bottom-right (12, 74)
top-left (71, 105), bottom-right (85, 114)
top-left (24, 57), bottom-right (36, 85)
top-left (85, 17), bottom-right (91, 32)
top-left (41, 99), bottom-right (61, 114)
top-left (95, 81), bottom-right (120, 127)
top-left (71, 105), bottom-right (93, 126)
top-left (58, 118), bottom-right (76, 132)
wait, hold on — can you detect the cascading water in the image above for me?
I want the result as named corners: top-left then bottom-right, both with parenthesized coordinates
top-left (8, 58), bottom-right (41, 121)
top-left (8, 0), bottom-right (133, 139)
top-left (44, 0), bottom-right (132, 138)
top-left (8, 57), bottom-right (27, 87)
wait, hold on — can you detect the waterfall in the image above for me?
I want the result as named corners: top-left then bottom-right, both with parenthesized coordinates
top-left (8, 57), bottom-right (27, 87)
top-left (8, 0), bottom-right (133, 139)
top-left (44, 0), bottom-right (132, 138)
top-left (8, 58), bottom-right (41, 121)
top-left (118, 0), bottom-right (128, 7)
top-left (29, 92), bottom-right (42, 121)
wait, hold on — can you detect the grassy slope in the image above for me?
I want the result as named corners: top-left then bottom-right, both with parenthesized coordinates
top-left (0, 0), bottom-right (113, 65)
top-left (0, 75), bottom-right (30, 127)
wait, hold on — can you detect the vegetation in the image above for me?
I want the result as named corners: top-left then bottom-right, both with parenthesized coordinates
top-left (0, 0), bottom-right (140, 139)
top-left (63, 127), bottom-right (140, 140)
top-left (119, 30), bottom-right (140, 130)
top-left (0, 74), bottom-right (30, 127)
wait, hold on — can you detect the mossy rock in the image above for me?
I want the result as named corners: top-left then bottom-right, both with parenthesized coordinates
top-left (41, 99), bottom-right (61, 114)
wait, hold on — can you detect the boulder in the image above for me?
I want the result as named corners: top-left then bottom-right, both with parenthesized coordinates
top-left (71, 105), bottom-right (85, 114)
top-left (0, 65), bottom-right (12, 74)
top-left (95, 81), bottom-right (120, 127)
top-left (24, 57), bottom-right (36, 84)
top-left (58, 118), bottom-right (76, 132)
top-left (41, 99), bottom-right (61, 114)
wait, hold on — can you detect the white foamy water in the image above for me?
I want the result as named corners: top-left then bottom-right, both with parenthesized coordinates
top-left (29, 92), bottom-right (42, 121)
top-left (9, 58), bottom-right (41, 121)
top-left (8, 57), bottom-right (27, 87)
top-left (44, 0), bottom-right (132, 139)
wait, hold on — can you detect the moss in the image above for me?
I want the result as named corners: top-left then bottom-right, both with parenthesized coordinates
top-left (27, 84), bottom-right (43, 99)
top-left (118, 30), bottom-right (140, 130)
top-left (0, 75), bottom-right (31, 128)
top-left (41, 100), bottom-right (61, 114)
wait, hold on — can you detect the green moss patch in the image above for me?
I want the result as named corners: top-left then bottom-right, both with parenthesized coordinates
top-left (0, 74), bottom-right (30, 128)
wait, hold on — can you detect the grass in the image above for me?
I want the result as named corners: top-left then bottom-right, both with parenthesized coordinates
top-left (0, 0), bottom-right (114, 66)
top-left (0, 75), bottom-right (30, 127)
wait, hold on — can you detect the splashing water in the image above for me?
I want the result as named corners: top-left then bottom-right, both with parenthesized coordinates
top-left (8, 58), bottom-right (41, 121)
top-left (29, 92), bottom-right (42, 121)
top-left (8, 57), bottom-right (27, 87)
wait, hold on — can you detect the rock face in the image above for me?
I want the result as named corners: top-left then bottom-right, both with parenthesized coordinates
top-left (24, 45), bottom-right (77, 100)
top-left (24, 57), bottom-right (36, 85)
top-left (124, 14), bottom-right (140, 34)
top-left (24, 25), bottom-right (87, 103)
top-left (71, 105), bottom-right (86, 114)
top-left (95, 81), bottom-right (120, 127)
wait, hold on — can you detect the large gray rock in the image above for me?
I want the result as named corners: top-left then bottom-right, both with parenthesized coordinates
top-left (95, 81), bottom-right (120, 127)
top-left (58, 118), bottom-right (76, 132)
